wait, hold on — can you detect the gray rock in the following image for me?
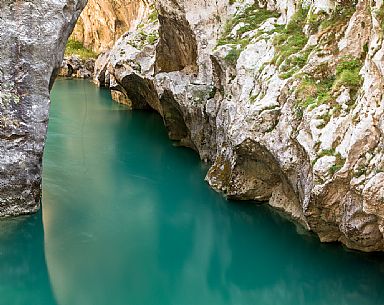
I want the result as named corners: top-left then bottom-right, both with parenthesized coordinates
top-left (59, 56), bottom-right (95, 78)
top-left (0, 0), bottom-right (87, 216)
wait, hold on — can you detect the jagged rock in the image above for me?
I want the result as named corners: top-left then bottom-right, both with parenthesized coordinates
top-left (98, 0), bottom-right (384, 251)
top-left (0, 0), bottom-right (87, 216)
top-left (59, 56), bottom-right (95, 78)
top-left (94, 1), bottom-right (163, 113)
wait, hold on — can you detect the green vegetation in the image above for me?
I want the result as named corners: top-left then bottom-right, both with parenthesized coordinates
top-left (129, 30), bottom-right (159, 49)
top-left (354, 164), bottom-right (367, 178)
top-left (147, 6), bottom-right (159, 23)
top-left (317, 148), bottom-right (336, 159)
top-left (294, 72), bottom-right (334, 120)
top-left (146, 33), bottom-right (158, 45)
top-left (286, 2), bottom-right (362, 121)
top-left (312, 148), bottom-right (346, 175)
top-left (224, 47), bottom-right (242, 64)
top-left (65, 40), bottom-right (98, 59)
top-left (135, 5), bottom-right (160, 47)
top-left (278, 49), bottom-right (312, 79)
top-left (273, 3), bottom-right (357, 79)
top-left (296, 73), bottom-right (334, 108)
top-left (217, 4), bottom-right (280, 45)
top-left (329, 150), bottom-right (346, 175)
top-left (329, 156), bottom-right (346, 175)
top-left (294, 56), bottom-right (362, 121)
top-left (319, 5), bottom-right (355, 31)
top-left (217, 4), bottom-right (280, 64)
top-left (306, 10), bottom-right (327, 33)
top-left (272, 6), bottom-right (311, 77)
top-left (333, 56), bottom-right (363, 90)
top-left (295, 58), bottom-right (362, 174)
top-left (220, 1), bottom-right (363, 124)
top-left (133, 5), bottom-right (159, 45)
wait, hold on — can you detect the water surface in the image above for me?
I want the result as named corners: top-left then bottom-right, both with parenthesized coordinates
top-left (1, 79), bottom-right (384, 305)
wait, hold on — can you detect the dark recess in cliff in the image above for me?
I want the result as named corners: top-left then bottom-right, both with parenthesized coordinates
top-left (155, 14), bottom-right (198, 73)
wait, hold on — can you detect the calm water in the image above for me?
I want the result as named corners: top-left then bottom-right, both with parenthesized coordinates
top-left (1, 79), bottom-right (384, 305)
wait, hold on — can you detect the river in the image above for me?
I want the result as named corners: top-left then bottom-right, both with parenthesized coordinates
top-left (0, 79), bottom-right (384, 305)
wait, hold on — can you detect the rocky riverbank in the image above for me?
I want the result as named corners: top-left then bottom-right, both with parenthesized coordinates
top-left (1, 0), bottom-right (384, 252)
top-left (59, 56), bottom-right (95, 78)
top-left (92, 0), bottom-right (384, 252)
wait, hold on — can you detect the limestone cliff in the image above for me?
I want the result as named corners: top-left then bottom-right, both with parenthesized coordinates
top-left (0, 0), bottom-right (87, 216)
top-left (71, 0), bottom-right (149, 53)
top-left (96, 0), bottom-right (384, 251)
top-left (1, 0), bottom-right (383, 252)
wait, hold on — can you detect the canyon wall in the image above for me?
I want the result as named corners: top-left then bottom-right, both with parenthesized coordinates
top-left (1, 0), bottom-right (383, 252)
top-left (96, 0), bottom-right (384, 251)
top-left (0, 0), bottom-right (87, 216)
top-left (71, 0), bottom-right (149, 53)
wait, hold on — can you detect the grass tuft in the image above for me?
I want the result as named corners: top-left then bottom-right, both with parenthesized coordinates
top-left (272, 6), bottom-right (312, 76)
top-left (333, 56), bottom-right (363, 90)
top-left (217, 4), bottom-right (280, 64)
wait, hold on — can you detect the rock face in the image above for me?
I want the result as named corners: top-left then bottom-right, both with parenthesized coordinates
top-left (71, 0), bottom-right (149, 53)
top-left (96, 0), bottom-right (384, 251)
top-left (59, 56), bottom-right (95, 79)
top-left (0, 0), bottom-right (87, 216)
top-left (93, 0), bottom-right (161, 111)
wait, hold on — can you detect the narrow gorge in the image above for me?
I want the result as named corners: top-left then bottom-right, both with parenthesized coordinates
top-left (1, 0), bottom-right (384, 252)
top-left (1, 0), bottom-right (384, 304)
top-left (58, 0), bottom-right (384, 252)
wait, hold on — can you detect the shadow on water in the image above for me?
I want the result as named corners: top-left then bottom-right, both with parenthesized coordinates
top-left (0, 212), bottom-right (56, 305)
top-left (2, 79), bottom-right (384, 305)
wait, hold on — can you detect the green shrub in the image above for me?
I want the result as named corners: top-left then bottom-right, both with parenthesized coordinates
top-left (334, 70), bottom-right (362, 88)
top-left (224, 47), bottom-right (242, 64)
top-left (296, 74), bottom-right (334, 110)
top-left (294, 56), bottom-right (362, 120)
top-left (147, 7), bottom-right (158, 23)
top-left (333, 56), bottom-right (362, 90)
top-left (329, 153), bottom-right (346, 175)
top-left (147, 33), bottom-right (158, 45)
top-left (65, 40), bottom-right (98, 59)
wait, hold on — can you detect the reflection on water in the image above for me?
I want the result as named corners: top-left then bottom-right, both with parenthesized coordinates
top-left (0, 212), bottom-right (56, 305)
top-left (1, 79), bottom-right (384, 305)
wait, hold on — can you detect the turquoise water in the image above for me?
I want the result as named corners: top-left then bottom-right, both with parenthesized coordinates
top-left (1, 79), bottom-right (384, 305)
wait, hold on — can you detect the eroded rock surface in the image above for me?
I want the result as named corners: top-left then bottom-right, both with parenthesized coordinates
top-left (59, 56), bottom-right (95, 79)
top-left (0, 0), bottom-right (86, 216)
top-left (71, 0), bottom-right (149, 53)
top-left (96, 0), bottom-right (384, 251)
